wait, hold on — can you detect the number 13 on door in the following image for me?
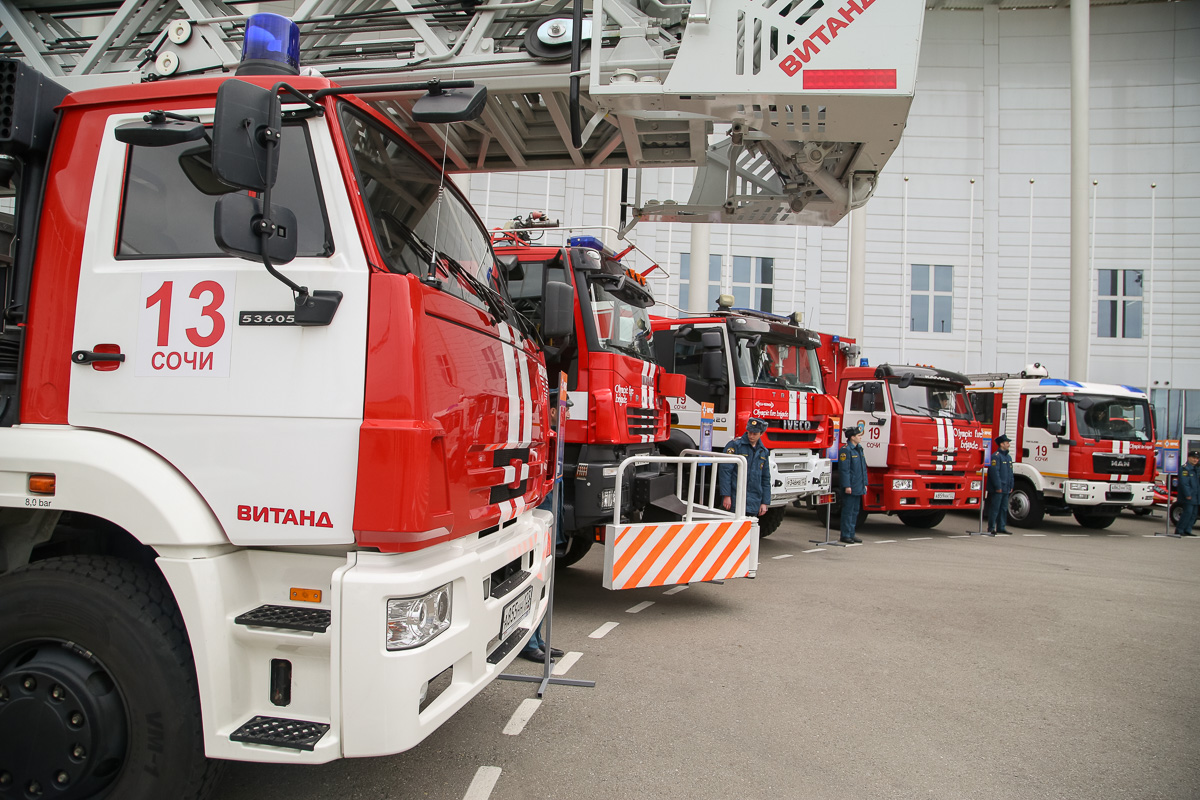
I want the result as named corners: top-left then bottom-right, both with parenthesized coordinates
top-left (136, 273), bottom-right (234, 377)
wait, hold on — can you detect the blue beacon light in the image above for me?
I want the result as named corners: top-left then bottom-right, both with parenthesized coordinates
top-left (237, 13), bottom-right (301, 76)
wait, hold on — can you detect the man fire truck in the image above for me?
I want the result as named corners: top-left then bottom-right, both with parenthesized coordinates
top-left (493, 214), bottom-right (687, 566)
top-left (651, 300), bottom-right (841, 535)
top-left (829, 362), bottom-right (987, 529)
top-left (0, 22), bottom-right (563, 800)
top-left (967, 365), bottom-right (1155, 529)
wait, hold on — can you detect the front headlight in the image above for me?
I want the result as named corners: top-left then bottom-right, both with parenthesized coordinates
top-left (892, 479), bottom-right (913, 491)
top-left (600, 487), bottom-right (616, 509)
top-left (386, 584), bottom-right (452, 650)
top-left (1070, 482), bottom-right (1089, 491)
top-left (971, 481), bottom-right (981, 491)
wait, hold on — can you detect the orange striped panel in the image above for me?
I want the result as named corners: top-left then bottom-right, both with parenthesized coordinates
top-left (676, 521), bottom-right (733, 585)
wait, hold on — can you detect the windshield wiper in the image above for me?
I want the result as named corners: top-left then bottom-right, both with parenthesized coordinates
top-left (606, 340), bottom-right (651, 361)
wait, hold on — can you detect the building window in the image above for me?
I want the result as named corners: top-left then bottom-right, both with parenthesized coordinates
top-left (1098, 269), bottom-right (1142, 338)
top-left (680, 254), bottom-right (774, 313)
top-left (910, 264), bottom-right (953, 333)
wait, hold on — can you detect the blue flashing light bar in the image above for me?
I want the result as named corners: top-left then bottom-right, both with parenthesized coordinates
top-left (1039, 378), bottom-right (1083, 388)
top-left (1121, 385), bottom-right (1145, 395)
top-left (238, 13), bottom-right (301, 76)
top-left (860, 358), bottom-right (869, 367)
top-left (568, 235), bottom-right (615, 257)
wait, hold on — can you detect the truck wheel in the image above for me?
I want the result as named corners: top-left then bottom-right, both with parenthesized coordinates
top-left (758, 506), bottom-right (786, 537)
top-left (0, 556), bottom-right (220, 800)
top-left (1171, 505), bottom-right (1183, 528)
top-left (556, 534), bottom-right (594, 567)
top-left (1073, 512), bottom-right (1116, 529)
top-left (1008, 483), bottom-right (1044, 528)
top-left (897, 510), bottom-right (946, 529)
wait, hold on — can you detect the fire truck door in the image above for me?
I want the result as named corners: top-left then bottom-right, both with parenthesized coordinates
top-left (671, 323), bottom-right (733, 446)
top-left (1022, 397), bottom-right (1070, 486)
top-left (66, 113), bottom-right (369, 545)
top-left (844, 381), bottom-right (891, 468)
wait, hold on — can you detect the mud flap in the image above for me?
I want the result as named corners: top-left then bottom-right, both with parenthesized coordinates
top-left (601, 518), bottom-right (760, 590)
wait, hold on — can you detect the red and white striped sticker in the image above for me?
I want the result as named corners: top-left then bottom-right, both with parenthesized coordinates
top-left (602, 519), bottom-right (759, 590)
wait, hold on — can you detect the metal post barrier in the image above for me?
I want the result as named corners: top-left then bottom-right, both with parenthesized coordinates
top-left (968, 466), bottom-right (995, 536)
top-left (1156, 474), bottom-right (1180, 539)
top-left (810, 497), bottom-right (845, 547)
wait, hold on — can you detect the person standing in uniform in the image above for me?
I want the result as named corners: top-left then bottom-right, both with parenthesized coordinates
top-left (987, 434), bottom-right (1014, 533)
top-left (1175, 449), bottom-right (1200, 537)
top-left (838, 427), bottom-right (867, 544)
top-left (719, 418), bottom-right (772, 518)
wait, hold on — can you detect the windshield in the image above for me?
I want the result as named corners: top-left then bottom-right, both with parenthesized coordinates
top-left (888, 382), bottom-right (973, 420)
top-left (732, 335), bottom-right (823, 392)
top-left (1074, 396), bottom-right (1152, 442)
top-left (587, 279), bottom-right (653, 360)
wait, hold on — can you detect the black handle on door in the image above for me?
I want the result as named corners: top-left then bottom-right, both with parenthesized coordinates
top-left (72, 350), bottom-right (125, 365)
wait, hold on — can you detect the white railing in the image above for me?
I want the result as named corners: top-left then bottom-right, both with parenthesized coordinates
top-left (610, 449), bottom-right (748, 526)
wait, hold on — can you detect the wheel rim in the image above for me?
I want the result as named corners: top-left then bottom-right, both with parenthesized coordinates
top-left (0, 641), bottom-right (128, 800)
top-left (1009, 491), bottom-right (1030, 521)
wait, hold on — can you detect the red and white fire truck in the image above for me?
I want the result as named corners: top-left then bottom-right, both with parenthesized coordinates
top-left (967, 366), bottom-right (1156, 528)
top-left (650, 301), bottom-right (841, 535)
top-left (493, 216), bottom-right (688, 565)
top-left (826, 360), bottom-right (987, 528)
top-left (0, 44), bottom-right (562, 799)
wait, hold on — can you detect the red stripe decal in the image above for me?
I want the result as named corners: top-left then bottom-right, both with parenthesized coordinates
top-left (802, 69), bottom-right (897, 90)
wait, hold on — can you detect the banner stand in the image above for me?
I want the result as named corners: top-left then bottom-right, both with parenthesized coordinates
top-left (1155, 474), bottom-right (1181, 539)
top-left (500, 378), bottom-right (596, 698)
top-left (810, 499), bottom-right (847, 547)
top-left (967, 466), bottom-right (995, 536)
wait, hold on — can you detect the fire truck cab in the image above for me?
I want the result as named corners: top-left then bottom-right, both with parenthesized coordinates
top-left (968, 365), bottom-right (1156, 529)
top-left (651, 305), bottom-right (840, 536)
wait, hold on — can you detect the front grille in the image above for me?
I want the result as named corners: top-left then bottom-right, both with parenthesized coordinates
top-left (930, 498), bottom-right (955, 505)
top-left (766, 431), bottom-right (818, 444)
top-left (1092, 453), bottom-right (1145, 475)
top-left (916, 470), bottom-right (966, 476)
top-left (1105, 491), bottom-right (1133, 502)
top-left (776, 461), bottom-right (813, 474)
top-left (626, 406), bottom-right (657, 436)
top-left (926, 482), bottom-right (958, 490)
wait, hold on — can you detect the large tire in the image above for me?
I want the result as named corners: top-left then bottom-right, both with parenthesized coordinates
top-left (556, 534), bottom-right (594, 567)
top-left (1073, 512), bottom-right (1116, 529)
top-left (0, 556), bottom-right (220, 800)
top-left (1171, 504), bottom-right (1183, 528)
top-left (1007, 482), bottom-right (1045, 528)
top-left (758, 506), bottom-right (785, 537)
top-left (897, 510), bottom-right (946, 529)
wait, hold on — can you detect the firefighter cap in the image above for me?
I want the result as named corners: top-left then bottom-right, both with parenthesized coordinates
top-left (746, 418), bottom-right (769, 434)
top-left (1188, 450), bottom-right (1200, 459)
top-left (995, 434), bottom-right (1011, 444)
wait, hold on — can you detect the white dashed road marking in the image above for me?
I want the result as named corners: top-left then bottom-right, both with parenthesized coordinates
top-left (463, 767), bottom-right (502, 800)
top-left (1024, 534), bottom-right (1046, 537)
top-left (949, 535), bottom-right (971, 538)
top-left (663, 585), bottom-right (689, 595)
top-left (552, 652), bottom-right (582, 676)
top-left (875, 540), bottom-right (897, 544)
top-left (589, 622), bottom-right (619, 639)
top-left (626, 601), bottom-right (654, 614)
top-left (907, 537), bottom-right (932, 541)
top-left (503, 699), bottom-right (542, 736)
top-left (772, 554), bottom-right (795, 560)
top-left (802, 548), bottom-right (826, 553)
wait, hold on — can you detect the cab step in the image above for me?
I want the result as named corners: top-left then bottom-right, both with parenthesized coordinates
top-left (230, 716), bottom-right (329, 751)
top-left (234, 604), bottom-right (331, 633)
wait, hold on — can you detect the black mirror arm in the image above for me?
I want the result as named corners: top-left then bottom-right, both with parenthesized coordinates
top-left (252, 134), bottom-right (312, 307)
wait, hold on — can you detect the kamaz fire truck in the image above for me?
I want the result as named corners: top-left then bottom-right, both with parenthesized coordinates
top-left (967, 365), bottom-right (1155, 529)
top-left (650, 301), bottom-right (841, 535)
top-left (0, 26), bottom-right (565, 799)
top-left (829, 362), bottom-right (987, 528)
top-left (493, 214), bottom-right (687, 565)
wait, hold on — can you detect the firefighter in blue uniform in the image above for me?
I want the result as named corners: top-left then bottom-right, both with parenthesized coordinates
top-left (838, 426), bottom-right (867, 544)
top-left (1176, 449), bottom-right (1199, 537)
top-left (719, 418), bottom-right (772, 518)
top-left (987, 434), bottom-right (1014, 533)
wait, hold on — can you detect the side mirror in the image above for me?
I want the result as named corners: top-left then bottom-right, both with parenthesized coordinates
top-left (1074, 396), bottom-right (1095, 411)
top-left (211, 79), bottom-right (282, 192)
top-left (214, 193), bottom-right (298, 264)
top-left (898, 372), bottom-right (915, 389)
top-left (862, 391), bottom-right (877, 414)
top-left (411, 84), bottom-right (488, 123)
top-left (542, 280), bottom-right (574, 339)
top-left (1047, 420), bottom-right (1065, 437)
top-left (1047, 400), bottom-right (1063, 424)
top-left (700, 329), bottom-right (723, 350)
top-left (701, 350), bottom-right (724, 382)
top-left (653, 330), bottom-right (676, 372)
top-left (498, 254), bottom-right (523, 280)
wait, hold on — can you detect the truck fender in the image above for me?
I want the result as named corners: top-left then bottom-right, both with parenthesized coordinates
top-left (0, 426), bottom-right (228, 547)
top-left (1011, 462), bottom-right (1046, 494)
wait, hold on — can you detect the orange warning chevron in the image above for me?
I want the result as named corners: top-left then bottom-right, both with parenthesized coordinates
top-left (603, 519), bottom-right (757, 590)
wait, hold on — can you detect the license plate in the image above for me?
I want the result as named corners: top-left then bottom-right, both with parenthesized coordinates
top-left (934, 491), bottom-right (954, 500)
top-left (785, 475), bottom-right (806, 490)
top-left (501, 586), bottom-right (534, 642)
top-left (1109, 483), bottom-right (1129, 492)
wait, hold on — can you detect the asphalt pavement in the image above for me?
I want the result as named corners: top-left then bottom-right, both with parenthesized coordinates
top-left (213, 508), bottom-right (1200, 800)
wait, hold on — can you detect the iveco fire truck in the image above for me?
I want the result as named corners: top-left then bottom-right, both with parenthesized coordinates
top-left (493, 215), bottom-right (687, 565)
top-left (651, 302), bottom-right (841, 535)
top-left (968, 365), bottom-right (1155, 528)
top-left (830, 363), bottom-right (987, 528)
top-left (0, 25), bottom-right (561, 799)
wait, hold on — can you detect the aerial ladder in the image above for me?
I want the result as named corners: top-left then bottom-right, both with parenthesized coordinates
top-left (0, 0), bottom-right (924, 228)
